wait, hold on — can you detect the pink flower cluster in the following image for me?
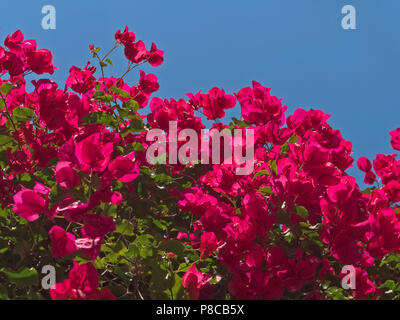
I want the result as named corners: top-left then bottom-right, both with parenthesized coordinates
top-left (176, 84), bottom-right (400, 299)
top-left (0, 30), bottom-right (54, 79)
top-left (0, 27), bottom-right (399, 300)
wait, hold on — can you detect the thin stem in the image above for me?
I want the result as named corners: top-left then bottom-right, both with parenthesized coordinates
top-left (100, 43), bottom-right (120, 63)
top-left (94, 54), bottom-right (109, 96)
top-left (88, 169), bottom-right (94, 200)
top-left (0, 91), bottom-right (17, 133)
top-left (111, 98), bottom-right (126, 148)
top-left (65, 222), bottom-right (72, 233)
top-left (118, 60), bottom-right (147, 83)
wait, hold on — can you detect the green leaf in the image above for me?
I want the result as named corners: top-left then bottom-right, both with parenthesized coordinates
top-left (0, 283), bottom-right (9, 300)
top-left (231, 117), bottom-right (251, 128)
top-left (129, 142), bottom-right (145, 152)
top-left (379, 280), bottom-right (396, 292)
top-left (269, 159), bottom-right (277, 174)
top-left (111, 241), bottom-right (128, 255)
top-left (159, 240), bottom-right (185, 256)
top-left (252, 170), bottom-right (269, 180)
top-left (168, 274), bottom-right (185, 300)
top-left (137, 182), bottom-right (143, 194)
top-left (152, 218), bottom-right (167, 231)
top-left (113, 265), bottom-right (131, 286)
top-left (0, 134), bottom-right (14, 146)
top-left (119, 100), bottom-right (140, 126)
top-left (108, 282), bottom-right (126, 297)
top-left (126, 114), bottom-right (144, 132)
top-left (135, 234), bottom-right (155, 259)
top-left (80, 111), bottom-right (117, 127)
top-left (92, 93), bottom-right (114, 103)
top-left (12, 107), bottom-right (35, 122)
top-left (362, 187), bottom-right (373, 195)
top-left (296, 206), bottom-right (309, 219)
top-left (126, 243), bottom-right (140, 258)
top-left (110, 86), bottom-right (131, 98)
top-left (115, 221), bottom-right (134, 236)
top-left (280, 143), bottom-right (289, 155)
top-left (182, 181), bottom-right (192, 189)
top-left (123, 100), bottom-right (139, 112)
top-left (2, 267), bottom-right (39, 287)
top-left (288, 135), bottom-right (299, 144)
top-left (152, 173), bottom-right (172, 186)
top-left (105, 58), bottom-right (113, 66)
top-left (0, 207), bottom-right (10, 218)
top-left (93, 90), bottom-right (105, 99)
top-left (72, 251), bottom-right (93, 264)
top-left (325, 286), bottom-right (346, 300)
top-left (259, 186), bottom-right (273, 196)
top-left (0, 83), bottom-right (15, 96)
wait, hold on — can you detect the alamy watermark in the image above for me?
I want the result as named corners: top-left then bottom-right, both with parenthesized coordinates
top-left (41, 265), bottom-right (56, 289)
top-left (341, 265), bottom-right (356, 290)
top-left (39, 263), bottom-right (357, 291)
top-left (41, 5), bottom-right (56, 30)
top-left (39, 5), bottom-right (356, 31)
top-left (342, 5), bottom-right (356, 30)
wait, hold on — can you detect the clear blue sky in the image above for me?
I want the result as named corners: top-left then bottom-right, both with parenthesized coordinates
top-left (2, 0), bottom-right (400, 184)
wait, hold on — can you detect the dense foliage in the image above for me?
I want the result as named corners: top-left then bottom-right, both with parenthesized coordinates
top-left (0, 27), bottom-right (399, 300)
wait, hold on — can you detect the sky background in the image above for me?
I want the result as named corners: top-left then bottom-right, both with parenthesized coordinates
top-left (1, 0), bottom-right (400, 184)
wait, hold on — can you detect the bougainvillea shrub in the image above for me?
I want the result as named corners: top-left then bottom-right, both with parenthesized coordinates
top-left (0, 27), bottom-right (399, 300)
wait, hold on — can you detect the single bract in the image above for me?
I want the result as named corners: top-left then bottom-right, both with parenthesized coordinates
top-left (0, 27), bottom-right (399, 300)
